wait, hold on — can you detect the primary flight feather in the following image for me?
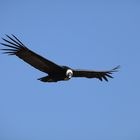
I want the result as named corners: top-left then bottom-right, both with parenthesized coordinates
top-left (0, 35), bottom-right (119, 82)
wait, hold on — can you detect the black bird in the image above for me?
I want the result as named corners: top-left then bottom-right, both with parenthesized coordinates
top-left (0, 35), bottom-right (119, 82)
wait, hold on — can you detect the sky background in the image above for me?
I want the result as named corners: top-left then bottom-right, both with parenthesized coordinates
top-left (0, 0), bottom-right (140, 140)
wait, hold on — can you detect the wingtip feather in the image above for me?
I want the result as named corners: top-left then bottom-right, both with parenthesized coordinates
top-left (112, 65), bottom-right (120, 72)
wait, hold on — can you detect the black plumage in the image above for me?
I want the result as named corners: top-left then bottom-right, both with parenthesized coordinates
top-left (0, 35), bottom-right (119, 82)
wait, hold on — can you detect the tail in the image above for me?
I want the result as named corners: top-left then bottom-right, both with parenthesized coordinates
top-left (37, 76), bottom-right (57, 82)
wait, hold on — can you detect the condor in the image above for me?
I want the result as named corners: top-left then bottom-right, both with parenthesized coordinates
top-left (0, 35), bottom-right (119, 82)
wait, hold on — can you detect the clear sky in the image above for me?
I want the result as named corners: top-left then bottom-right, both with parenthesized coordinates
top-left (0, 0), bottom-right (140, 140)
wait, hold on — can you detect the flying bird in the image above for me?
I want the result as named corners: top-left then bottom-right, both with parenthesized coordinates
top-left (0, 35), bottom-right (119, 83)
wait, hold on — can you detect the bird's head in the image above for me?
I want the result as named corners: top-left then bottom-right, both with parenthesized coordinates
top-left (66, 69), bottom-right (73, 79)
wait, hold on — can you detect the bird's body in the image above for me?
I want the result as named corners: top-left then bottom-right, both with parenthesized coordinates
top-left (0, 35), bottom-right (119, 83)
top-left (38, 66), bottom-right (73, 82)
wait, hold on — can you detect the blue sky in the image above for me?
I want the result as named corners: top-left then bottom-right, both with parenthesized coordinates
top-left (0, 0), bottom-right (140, 140)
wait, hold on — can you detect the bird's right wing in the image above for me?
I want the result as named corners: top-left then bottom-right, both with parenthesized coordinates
top-left (73, 66), bottom-right (120, 81)
top-left (0, 35), bottom-right (63, 74)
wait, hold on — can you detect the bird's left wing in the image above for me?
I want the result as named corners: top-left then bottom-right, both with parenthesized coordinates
top-left (0, 35), bottom-right (63, 74)
top-left (73, 66), bottom-right (120, 81)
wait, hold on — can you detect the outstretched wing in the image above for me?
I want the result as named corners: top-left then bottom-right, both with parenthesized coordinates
top-left (0, 34), bottom-right (63, 74)
top-left (73, 66), bottom-right (120, 81)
